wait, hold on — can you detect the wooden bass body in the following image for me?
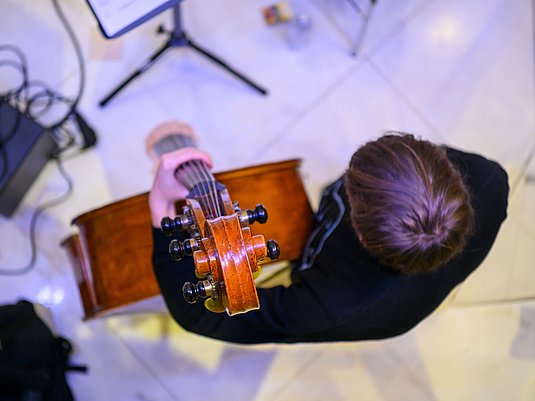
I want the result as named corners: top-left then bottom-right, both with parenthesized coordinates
top-left (62, 159), bottom-right (313, 319)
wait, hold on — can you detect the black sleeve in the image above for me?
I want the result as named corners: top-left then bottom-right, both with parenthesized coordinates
top-left (457, 156), bottom-right (510, 276)
top-left (152, 152), bottom-right (510, 344)
top-left (152, 228), bottom-right (350, 344)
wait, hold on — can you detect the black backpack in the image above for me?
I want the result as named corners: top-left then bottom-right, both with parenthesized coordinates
top-left (0, 300), bottom-right (87, 401)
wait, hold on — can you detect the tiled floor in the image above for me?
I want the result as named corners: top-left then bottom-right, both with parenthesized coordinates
top-left (1, 0), bottom-right (534, 400)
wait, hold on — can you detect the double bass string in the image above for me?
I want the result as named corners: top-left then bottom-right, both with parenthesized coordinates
top-left (157, 133), bottom-right (221, 219)
top-left (187, 160), bottom-right (211, 217)
top-left (176, 133), bottom-right (221, 219)
top-left (196, 159), bottom-right (221, 218)
top-left (207, 165), bottom-right (222, 217)
top-left (168, 136), bottom-right (208, 215)
top-left (197, 161), bottom-right (219, 219)
top-left (169, 135), bottom-right (196, 192)
top-left (171, 135), bottom-right (201, 196)
top-left (176, 136), bottom-right (212, 217)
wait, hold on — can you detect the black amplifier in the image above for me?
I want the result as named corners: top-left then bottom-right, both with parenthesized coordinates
top-left (0, 103), bottom-right (58, 216)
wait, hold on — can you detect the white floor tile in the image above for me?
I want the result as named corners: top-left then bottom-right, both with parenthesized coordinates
top-left (1, 0), bottom-right (534, 400)
top-left (107, 313), bottom-right (326, 401)
top-left (65, 319), bottom-right (177, 401)
top-left (0, 0), bottom-right (94, 127)
top-left (453, 162), bottom-right (535, 304)
top-left (273, 301), bottom-right (535, 401)
top-left (257, 60), bottom-right (444, 208)
top-left (369, 0), bottom-right (535, 175)
top-left (314, 0), bottom-right (433, 56)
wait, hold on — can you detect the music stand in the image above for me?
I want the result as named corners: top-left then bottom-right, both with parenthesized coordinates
top-left (97, 2), bottom-right (268, 107)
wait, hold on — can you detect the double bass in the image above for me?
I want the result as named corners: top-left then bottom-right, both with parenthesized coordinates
top-left (148, 122), bottom-right (281, 315)
top-left (62, 122), bottom-right (314, 319)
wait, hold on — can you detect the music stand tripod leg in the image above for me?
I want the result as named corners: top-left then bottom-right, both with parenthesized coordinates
top-left (186, 38), bottom-right (268, 96)
top-left (171, 3), bottom-right (267, 96)
top-left (99, 42), bottom-right (170, 107)
top-left (99, 2), bottom-right (268, 107)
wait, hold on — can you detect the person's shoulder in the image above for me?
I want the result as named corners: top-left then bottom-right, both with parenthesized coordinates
top-left (445, 147), bottom-right (509, 192)
top-left (445, 147), bottom-right (509, 226)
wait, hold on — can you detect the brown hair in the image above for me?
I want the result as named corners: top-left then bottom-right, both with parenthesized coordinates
top-left (345, 133), bottom-right (474, 274)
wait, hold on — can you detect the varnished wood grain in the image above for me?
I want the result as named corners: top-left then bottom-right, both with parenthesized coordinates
top-left (63, 159), bottom-right (314, 319)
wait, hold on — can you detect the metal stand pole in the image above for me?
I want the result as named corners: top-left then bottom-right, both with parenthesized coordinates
top-left (99, 3), bottom-right (267, 107)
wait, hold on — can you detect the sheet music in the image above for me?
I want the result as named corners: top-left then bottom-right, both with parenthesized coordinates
top-left (87, 0), bottom-right (177, 37)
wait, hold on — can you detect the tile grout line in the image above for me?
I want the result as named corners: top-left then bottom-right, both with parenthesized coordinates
top-left (453, 296), bottom-right (535, 308)
top-left (365, 0), bottom-right (441, 59)
top-left (383, 342), bottom-right (439, 401)
top-left (262, 346), bottom-right (328, 401)
top-left (254, 0), bottom-right (444, 160)
top-left (253, 59), bottom-right (365, 161)
top-left (508, 147), bottom-right (535, 198)
top-left (311, 0), bottom-right (358, 49)
top-left (505, 203), bottom-right (523, 302)
top-left (360, 0), bottom-right (447, 141)
top-left (366, 58), bottom-right (446, 141)
top-left (108, 325), bottom-right (183, 401)
top-left (510, 0), bottom-right (535, 193)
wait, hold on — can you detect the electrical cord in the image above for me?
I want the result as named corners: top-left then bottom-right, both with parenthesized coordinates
top-left (43, 0), bottom-right (85, 131)
top-left (0, 0), bottom-right (87, 276)
top-left (0, 45), bottom-right (29, 105)
top-left (0, 0), bottom-right (87, 140)
top-left (0, 100), bottom-right (22, 184)
top-left (0, 156), bottom-right (73, 276)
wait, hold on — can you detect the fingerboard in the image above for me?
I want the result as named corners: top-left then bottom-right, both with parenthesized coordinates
top-left (152, 134), bottom-right (224, 219)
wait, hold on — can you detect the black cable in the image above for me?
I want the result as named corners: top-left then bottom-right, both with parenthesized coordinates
top-left (0, 0), bottom-right (86, 135)
top-left (0, 45), bottom-right (29, 101)
top-left (0, 156), bottom-right (73, 276)
top-left (0, 100), bottom-right (22, 185)
top-left (0, 0), bottom-right (87, 275)
top-left (0, 136), bottom-right (7, 185)
top-left (46, 0), bottom-right (85, 131)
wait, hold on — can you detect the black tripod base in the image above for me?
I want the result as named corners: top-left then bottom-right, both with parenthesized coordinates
top-left (99, 32), bottom-right (268, 107)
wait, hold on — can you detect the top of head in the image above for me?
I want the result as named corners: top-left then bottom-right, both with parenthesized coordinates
top-left (345, 133), bottom-right (475, 274)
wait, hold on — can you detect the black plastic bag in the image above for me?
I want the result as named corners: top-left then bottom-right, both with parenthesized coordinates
top-left (0, 300), bottom-right (86, 401)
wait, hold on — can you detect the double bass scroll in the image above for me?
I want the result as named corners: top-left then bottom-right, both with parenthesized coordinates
top-left (62, 134), bottom-right (314, 320)
top-left (147, 122), bottom-right (280, 316)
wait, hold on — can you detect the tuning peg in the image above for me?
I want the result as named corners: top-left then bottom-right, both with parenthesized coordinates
top-left (246, 204), bottom-right (268, 225)
top-left (182, 280), bottom-right (215, 304)
top-left (266, 239), bottom-right (280, 260)
top-left (169, 238), bottom-right (199, 261)
top-left (160, 215), bottom-right (190, 236)
top-left (160, 217), bottom-right (175, 236)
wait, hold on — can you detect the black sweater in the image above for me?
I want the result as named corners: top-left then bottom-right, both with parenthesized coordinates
top-left (152, 148), bottom-right (509, 344)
